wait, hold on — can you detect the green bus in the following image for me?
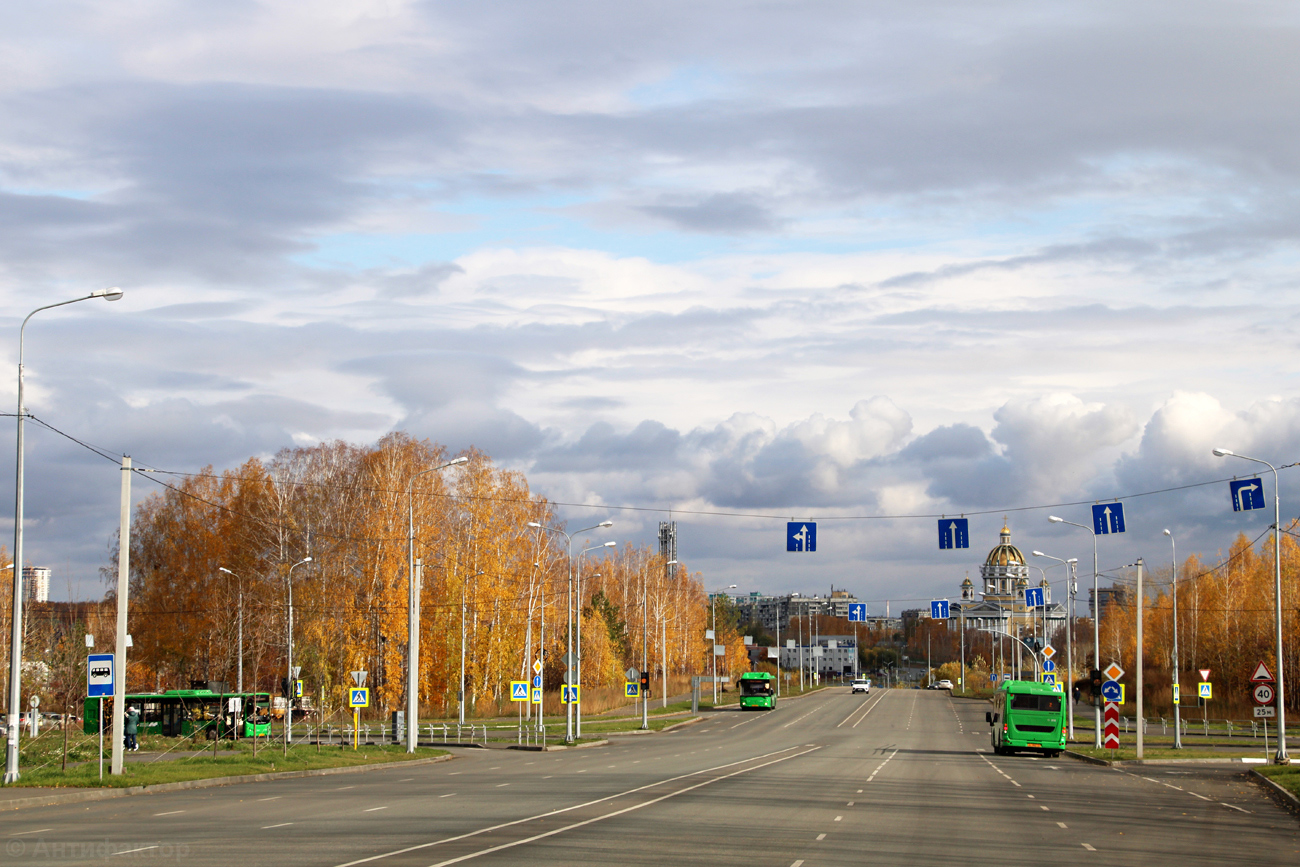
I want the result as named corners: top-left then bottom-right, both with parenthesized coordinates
top-left (84, 689), bottom-right (273, 739)
top-left (738, 672), bottom-right (776, 710)
top-left (985, 680), bottom-right (1066, 756)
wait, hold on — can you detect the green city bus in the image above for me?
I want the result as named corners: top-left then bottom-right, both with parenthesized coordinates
top-left (985, 679), bottom-right (1067, 756)
top-left (84, 689), bottom-right (273, 739)
top-left (738, 671), bottom-right (776, 710)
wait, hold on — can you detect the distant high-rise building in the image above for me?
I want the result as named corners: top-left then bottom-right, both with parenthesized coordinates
top-left (23, 566), bottom-right (51, 603)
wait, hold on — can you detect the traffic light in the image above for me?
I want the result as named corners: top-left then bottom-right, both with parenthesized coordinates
top-left (1089, 669), bottom-right (1102, 697)
top-left (639, 672), bottom-right (650, 695)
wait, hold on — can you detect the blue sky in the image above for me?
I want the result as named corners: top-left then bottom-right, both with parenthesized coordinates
top-left (1, 1), bottom-right (1299, 606)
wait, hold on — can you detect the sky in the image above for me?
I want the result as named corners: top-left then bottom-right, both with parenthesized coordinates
top-left (2, 1), bottom-right (1299, 610)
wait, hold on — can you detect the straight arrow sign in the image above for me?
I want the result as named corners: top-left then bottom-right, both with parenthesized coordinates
top-left (1092, 502), bottom-right (1126, 535)
top-left (938, 518), bottom-right (969, 550)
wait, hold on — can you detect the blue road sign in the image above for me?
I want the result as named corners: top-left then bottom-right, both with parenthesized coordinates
top-left (1101, 680), bottom-right (1122, 703)
top-left (1024, 587), bottom-right (1045, 608)
top-left (848, 603), bottom-right (867, 622)
top-left (938, 518), bottom-right (970, 550)
top-left (930, 599), bottom-right (950, 620)
top-left (87, 653), bottom-right (114, 698)
top-left (531, 687), bottom-right (542, 704)
top-left (349, 688), bottom-right (369, 708)
top-left (1092, 502), bottom-right (1126, 535)
top-left (625, 682), bottom-right (639, 698)
top-left (1043, 659), bottom-right (1056, 672)
top-left (511, 681), bottom-right (529, 701)
top-left (1230, 478), bottom-right (1265, 512)
top-left (787, 522), bottom-right (817, 552)
top-left (1042, 674), bottom-right (1056, 686)
top-left (532, 674), bottom-right (542, 688)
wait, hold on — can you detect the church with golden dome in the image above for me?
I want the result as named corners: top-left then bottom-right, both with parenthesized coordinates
top-left (952, 523), bottom-right (1067, 651)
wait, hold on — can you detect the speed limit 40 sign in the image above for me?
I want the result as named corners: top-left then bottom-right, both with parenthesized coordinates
top-left (1252, 682), bottom-right (1275, 706)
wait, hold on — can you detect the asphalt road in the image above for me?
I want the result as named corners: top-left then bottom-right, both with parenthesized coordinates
top-left (2, 688), bottom-right (1296, 866)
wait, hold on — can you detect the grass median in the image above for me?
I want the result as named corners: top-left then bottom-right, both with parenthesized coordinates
top-left (1255, 765), bottom-right (1300, 799)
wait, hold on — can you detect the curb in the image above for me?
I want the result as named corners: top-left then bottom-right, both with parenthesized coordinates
top-left (1063, 750), bottom-right (1113, 766)
top-left (1249, 770), bottom-right (1300, 816)
top-left (0, 754), bottom-right (452, 811)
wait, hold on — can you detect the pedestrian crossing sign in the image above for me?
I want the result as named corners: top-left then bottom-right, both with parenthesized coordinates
top-left (510, 681), bottom-right (529, 702)
top-left (625, 682), bottom-right (639, 698)
top-left (531, 687), bottom-right (542, 704)
top-left (1041, 673), bottom-right (1056, 686)
top-left (349, 688), bottom-right (369, 708)
top-left (561, 685), bottom-right (581, 704)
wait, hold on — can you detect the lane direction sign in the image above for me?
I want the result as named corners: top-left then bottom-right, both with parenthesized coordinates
top-left (1230, 478), bottom-right (1266, 512)
top-left (931, 599), bottom-right (950, 620)
top-left (1101, 681), bottom-right (1122, 703)
top-left (1092, 502), bottom-right (1126, 535)
top-left (939, 518), bottom-right (970, 550)
top-left (510, 681), bottom-right (529, 702)
top-left (848, 603), bottom-right (867, 622)
top-left (1024, 587), bottom-right (1045, 608)
top-left (532, 674), bottom-right (542, 688)
top-left (1043, 659), bottom-right (1056, 673)
top-left (1250, 661), bottom-right (1274, 682)
top-left (787, 522), bottom-right (817, 552)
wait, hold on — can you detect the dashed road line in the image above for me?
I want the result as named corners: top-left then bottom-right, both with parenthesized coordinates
top-left (816, 833), bottom-right (826, 841)
top-left (365, 806), bottom-right (388, 812)
top-left (262, 823), bottom-right (293, 830)
top-left (1082, 843), bottom-right (1096, 851)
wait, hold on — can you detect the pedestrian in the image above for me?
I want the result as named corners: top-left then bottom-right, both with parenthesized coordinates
top-left (1072, 686), bottom-right (1081, 705)
top-left (125, 705), bottom-right (141, 752)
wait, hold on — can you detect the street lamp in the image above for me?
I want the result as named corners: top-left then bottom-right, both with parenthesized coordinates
top-left (525, 519), bottom-right (613, 742)
top-left (1159, 530), bottom-right (1183, 749)
top-left (1048, 514), bottom-right (1103, 749)
top-left (575, 542), bottom-right (616, 736)
top-left (662, 559), bottom-right (677, 709)
top-left (709, 585), bottom-right (737, 705)
top-left (217, 568), bottom-right (245, 693)
top-left (1212, 448), bottom-right (1288, 764)
top-left (459, 569), bottom-right (485, 725)
top-left (6, 287), bottom-right (123, 784)
top-left (1033, 551), bottom-right (1078, 740)
top-left (284, 556), bottom-right (312, 744)
top-left (405, 456), bottom-right (468, 752)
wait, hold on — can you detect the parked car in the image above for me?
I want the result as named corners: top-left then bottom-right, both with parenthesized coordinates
top-left (851, 678), bottom-right (871, 694)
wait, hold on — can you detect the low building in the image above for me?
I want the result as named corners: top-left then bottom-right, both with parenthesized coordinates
top-left (778, 635), bottom-right (857, 676)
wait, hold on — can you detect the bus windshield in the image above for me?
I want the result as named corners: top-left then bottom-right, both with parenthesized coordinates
top-left (1010, 693), bottom-right (1061, 712)
top-left (740, 679), bottom-right (772, 696)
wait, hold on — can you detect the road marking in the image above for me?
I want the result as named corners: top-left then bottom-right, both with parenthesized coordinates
top-left (448, 772), bottom-right (462, 776)
top-left (336, 786), bottom-right (355, 790)
top-left (153, 810), bottom-right (184, 816)
top-left (846, 801), bottom-right (854, 806)
top-left (632, 760), bottom-right (640, 764)
top-left (856, 789), bottom-right (863, 793)
top-left (440, 793), bottom-right (456, 798)
top-left (258, 797), bottom-right (281, 802)
top-left (816, 833), bottom-right (826, 841)
top-left (333, 745), bottom-right (820, 867)
top-left (1057, 822), bottom-right (1068, 829)
top-left (1082, 843), bottom-right (1096, 851)
top-left (263, 823), bottom-right (294, 829)
top-left (577, 769), bottom-right (588, 773)
top-left (1027, 794), bottom-right (1035, 799)
top-left (866, 748), bottom-right (899, 782)
top-left (489, 767), bottom-right (500, 770)
top-left (496, 783), bottom-right (510, 788)
top-left (10, 829), bottom-right (52, 836)
top-left (837, 689), bottom-right (886, 728)
top-left (782, 705), bottom-right (825, 729)
top-left (398, 778), bottom-right (414, 782)
top-left (1222, 803), bottom-right (1251, 813)
top-left (112, 846), bottom-right (158, 856)
top-left (791, 861), bottom-right (804, 867)
top-left (1040, 805), bottom-right (1050, 811)
top-left (834, 816), bottom-right (842, 822)
top-left (1190, 792), bottom-right (1212, 801)
top-left (542, 776), bottom-right (553, 780)
top-left (1010, 781), bottom-right (1021, 787)
top-left (365, 806), bottom-right (388, 812)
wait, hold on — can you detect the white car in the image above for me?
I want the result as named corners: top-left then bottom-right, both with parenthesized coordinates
top-left (932, 679), bottom-right (954, 690)
top-left (851, 678), bottom-right (871, 694)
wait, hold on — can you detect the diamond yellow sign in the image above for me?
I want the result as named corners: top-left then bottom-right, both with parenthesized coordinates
top-left (1103, 662), bottom-right (1125, 681)
top-left (1041, 644), bottom-right (1056, 661)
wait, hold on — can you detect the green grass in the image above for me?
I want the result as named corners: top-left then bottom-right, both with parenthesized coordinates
top-left (6, 740), bottom-right (448, 789)
top-left (1255, 765), bottom-right (1300, 798)
top-left (1067, 745), bottom-right (1273, 761)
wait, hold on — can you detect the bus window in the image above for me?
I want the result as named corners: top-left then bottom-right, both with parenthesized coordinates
top-left (1010, 694), bottom-right (1061, 712)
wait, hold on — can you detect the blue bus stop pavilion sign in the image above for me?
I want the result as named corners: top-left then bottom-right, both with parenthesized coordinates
top-left (787, 522), bottom-right (816, 552)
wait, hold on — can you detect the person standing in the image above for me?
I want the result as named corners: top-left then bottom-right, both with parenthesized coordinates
top-left (124, 705), bottom-right (141, 752)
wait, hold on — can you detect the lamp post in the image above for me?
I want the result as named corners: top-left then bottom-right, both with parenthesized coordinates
top-left (284, 556), bottom-right (311, 743)
top-left (1161, 530), bottom-right (1183, 749)
top-left (710, 585), bottom-right (737, 704)
top-left (405, 456), bottom-right (467, 753)
top-left (525, 520), bottom-right (613, 743)
top-left (6, 287), bottom-right (123, 784)
top-left (217, 568), bottom-right (244, 693)
top-left (1033, 551), bottom-right (1078, 740)
top-left (575, 542), bottom-right (616, 736)
top-left (1212, 448), bottom-right (1288, 764)
top-left (1048, 515), bottom-right (1103, 749)
top-left (662, 559), bottom-right (677, 709)
top-left (459, 569), bottom-right (485, 725)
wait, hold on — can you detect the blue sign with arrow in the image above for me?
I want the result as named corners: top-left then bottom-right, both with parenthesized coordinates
top-left (1043, 659), bottom-right (1056, 672)
top-left (847, 603), bottom-right (867, 622)
top-left (930, 599), bottom-right (950, 620)
top-left (1230, 478), bottom-right (1265, 512)
top-left (1024, 587), bottom-right (1045, 608)
top-left (1092, 502), bottom-right (1126, 535)
top-left (1101, 680), bottom-right (1122, 703)
top-left (938, 518), bottom-right (969, 550)
top-left (532, 674), bottom-right (542, 688)
top-left (787, 522), bottom-right (816, 552)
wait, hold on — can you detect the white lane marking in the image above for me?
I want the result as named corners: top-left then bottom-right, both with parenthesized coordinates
top-left (846, 801), bottom-right (854, 806)
top-left (262, 823), bottom-right (294, 829)
top-left (1027, 794), bottom-right (1035, 799)
top-left (834, 816), bottom-right (842, 822)
top-left (153, 810), bottom-right (184, 816)
top-left (1190, 792), bottom-right (1212, 801)
top-left (333, 746), bottom-right (820, 867)
top-left (1057, 822), bottom-right (1068, 829)
top-left (365, 806), bottom-right (388, 812)
top-left (856, 789), bottom-right (863, 793)
top-left (1222, 803), bottom-right (1251, 813)
top-left (496, 783), bottom-right (510, 788)
top-left (791, 862), bottom-right (804, 867)
top-left (112, 846), bottom-right (158, 856)
top-left (398, 778), bottom-right (414, 782)
top-left (258, 797), bottom-right (281, 802)
top-left (1082, 843), bottom-right (1096, 851)
top-left (542, 776), bottom-right (553, 779)
top-left (448, 772), bottom-right (462, 776)
top-left (1011, 781), bottom-right (1021, 787)
top-left (10, 829), bottom-right (52, 836)
top-left (336, 786), bottom-right (355, 790)
top-left (866, 748), bottom-right (900, 782)
top-left (816, 833), bottom-right (826, 841)
top-left (1040, 805), bottom-right (1050, 811)
top-left (489, 767), bottom-right (500, 770)
top-left (837, 689), bottom-right (886, 728)
top-left (439, 793), bottom-right (456, 798)
top-left (782, 705), bottom-right (825, 729)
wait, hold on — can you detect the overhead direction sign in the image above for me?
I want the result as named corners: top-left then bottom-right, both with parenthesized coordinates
top-left (930, 599), bottom-right (950, 620)
top-left (787, 522), bottom-right (817, 552)
top-left (848, 603), bottom-right (867, 622)
top-left (938, 518), bottom-right (969, 550)
top-left (1230, 478), bottom-right (1266, 512)
top-left (349, 688), bottom-right (370, 708)
top-left (87, 653), bottom-right (114, 698)
top-left (1092, 502), bottom-right (1126, 535)
top-left (1103, 662), bottom-right (1125, 682)
top-left (1250, 661), bottom-right (1274, 682)
top-left (1024, 587), bottom-right (1045, 608)
top-left (510, 681), bottom-right (529, 702)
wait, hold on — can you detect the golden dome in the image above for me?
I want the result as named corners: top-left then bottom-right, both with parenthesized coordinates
top-left (984, 523), bottom-right (1026, 569)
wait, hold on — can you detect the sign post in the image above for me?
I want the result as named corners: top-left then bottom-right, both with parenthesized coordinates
top-left (88, 653), bottom-right (113, 780)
